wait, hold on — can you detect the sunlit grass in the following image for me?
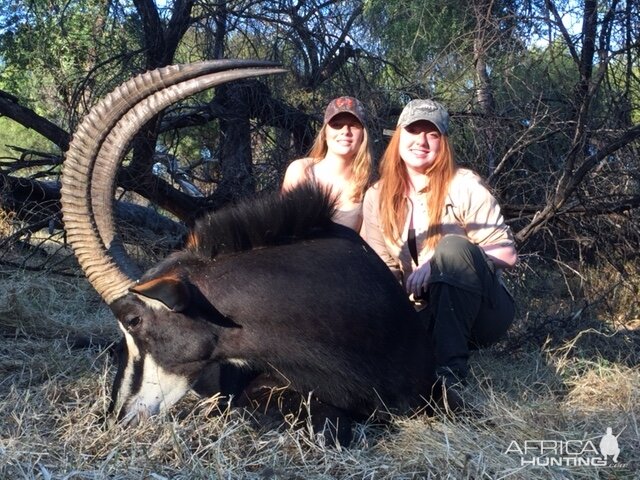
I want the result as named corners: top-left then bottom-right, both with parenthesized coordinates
top-left (1, 267), bottom-right (638, 479)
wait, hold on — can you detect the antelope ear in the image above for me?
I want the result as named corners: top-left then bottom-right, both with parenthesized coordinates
top-left (130, 276), bottom-right (191, 312)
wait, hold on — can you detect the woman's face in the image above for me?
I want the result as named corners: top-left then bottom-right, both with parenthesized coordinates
top-left (398, 120), bottom-right (441, 174)
top-left (325, 113), bottom-right (364, 159)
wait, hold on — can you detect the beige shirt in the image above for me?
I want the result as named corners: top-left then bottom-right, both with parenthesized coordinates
top-left (361, 168), bottom-right (514, 284)
top-left (333, 205), bottom-right (363, 232)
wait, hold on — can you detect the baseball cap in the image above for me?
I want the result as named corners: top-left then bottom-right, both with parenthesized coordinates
top-left (397, 99), bottom-right (449, 134)
top-left (323, 96), bottom-right (367, 126)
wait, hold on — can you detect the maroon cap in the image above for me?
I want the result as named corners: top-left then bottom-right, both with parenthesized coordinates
top-left (323, 96), bottom-right (366, 126)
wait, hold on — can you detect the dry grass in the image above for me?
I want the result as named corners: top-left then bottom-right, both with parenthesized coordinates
top-left (1, 266), bottom-right (639, 479)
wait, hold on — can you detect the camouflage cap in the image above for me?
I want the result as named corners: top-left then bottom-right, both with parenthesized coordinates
top-left (323, 96), bottom-right (367, 126)
top-left (397, 99), bottom-right (449, 134)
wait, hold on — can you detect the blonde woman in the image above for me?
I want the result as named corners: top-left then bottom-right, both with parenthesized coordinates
top-left (282, 96), bottom-right (373, 231)
top-left (362, 99), bottom-right (517, 387)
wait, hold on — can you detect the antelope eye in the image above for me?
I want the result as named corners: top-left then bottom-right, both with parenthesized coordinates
top-left (124, 316), bottom-right (142, 330)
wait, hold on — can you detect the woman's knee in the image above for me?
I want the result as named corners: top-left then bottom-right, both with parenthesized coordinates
top-left (429, 235), bottom-right (490, 289)
top-left (432, 236), bottom-right (479, 268)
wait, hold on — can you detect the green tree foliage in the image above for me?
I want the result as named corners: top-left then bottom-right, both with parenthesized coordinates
top-left (364, 0), bottom-right (468, 66)
top-left (0, 117), bottom-right (56, 159)
top-left (0, 0), bottom-right (639, 275)
top-left (363, 0), bottom-right (526, 93)
top-left (0, 0), bottom-right (142, 126)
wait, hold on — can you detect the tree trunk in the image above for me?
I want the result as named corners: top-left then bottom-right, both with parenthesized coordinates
top-left (214, 83), bottom-right (256, 203)
top-left (472, 0), bottom-right (497, 177)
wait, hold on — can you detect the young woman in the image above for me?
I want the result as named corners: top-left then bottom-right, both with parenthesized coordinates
top-left (361, 99), bottom-right (517, 387)
top-left (282, 96), bottom-right (373, 231)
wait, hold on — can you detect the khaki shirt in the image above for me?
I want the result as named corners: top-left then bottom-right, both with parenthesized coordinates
top-left (361, 168), bottom-right (514, 284)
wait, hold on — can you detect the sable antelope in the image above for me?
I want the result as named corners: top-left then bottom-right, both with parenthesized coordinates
top-left (60, 60), bottom-right (438, 445)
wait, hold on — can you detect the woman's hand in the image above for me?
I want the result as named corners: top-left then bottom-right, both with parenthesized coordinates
top-left (405, 261), bottom-right (432, 299)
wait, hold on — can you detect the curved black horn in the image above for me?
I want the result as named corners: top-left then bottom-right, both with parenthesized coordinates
top-left (61, 60), bottom-right (286, 304)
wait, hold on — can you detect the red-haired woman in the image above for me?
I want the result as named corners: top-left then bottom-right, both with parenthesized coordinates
top-left (283, 96), bottom-right (373, 231)
top-left (362, 99), bottom-right (517, 388)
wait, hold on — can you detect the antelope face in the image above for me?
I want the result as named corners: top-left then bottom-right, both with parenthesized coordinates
top-left (107, 286), bottom-right (227, 425)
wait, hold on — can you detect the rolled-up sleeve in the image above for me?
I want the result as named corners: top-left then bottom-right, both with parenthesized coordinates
top-left (362, 186), bottom-right (403, 281)
top-left (456, 174), bottom-right (514, 248)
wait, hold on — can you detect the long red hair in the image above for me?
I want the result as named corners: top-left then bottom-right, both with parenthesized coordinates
top-left (378, 128), bottom-right (457, 250)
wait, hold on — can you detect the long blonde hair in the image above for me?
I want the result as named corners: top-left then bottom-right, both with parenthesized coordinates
top-left (305, 122), bottom-right (373, 202)
top-left (378, 128), bottom-right (457, 250)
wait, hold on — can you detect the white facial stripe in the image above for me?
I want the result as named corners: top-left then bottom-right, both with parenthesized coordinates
top-left (112, 328), bottom-right (140, 416)
top-left (120, 326), bottom-right (140, 357)
top-left (115, 328), bottom-right (190, 422)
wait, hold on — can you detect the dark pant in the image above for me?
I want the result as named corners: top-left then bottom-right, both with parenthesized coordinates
top-left (417, 235), bottom-right (514, 383)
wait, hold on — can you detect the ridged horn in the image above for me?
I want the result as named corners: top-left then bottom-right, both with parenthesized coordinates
top-left (61, 60), bottom-right (286, 305)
